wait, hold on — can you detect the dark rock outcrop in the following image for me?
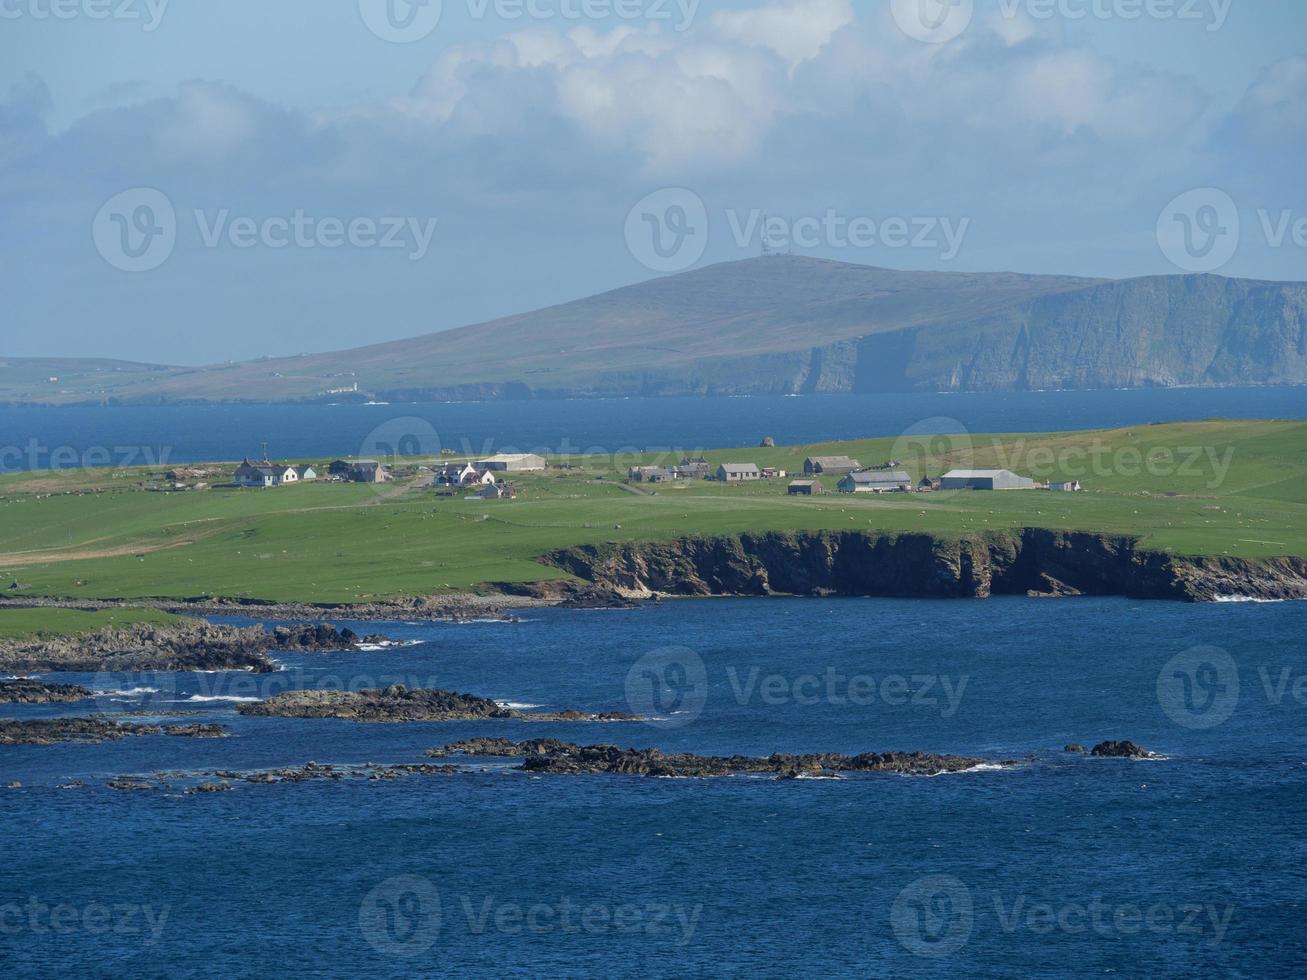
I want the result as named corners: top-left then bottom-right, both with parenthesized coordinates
top-left (237, 684), bottom-right (635, 723)
top-left (1064, 743), bottom-right (1087, 753)
top-left (427, 738), bottom-right (1005, 778)
top-left (0, 679), bottom-right (93, 704)
top-left (544, 529), bottom-right (1307, 603)
top-left (1091, 740), bottom-right (1153, 758)
top-left (0, 717), bottom-right (229, 745)
top-left (0, 621), bottom-right (399, 674)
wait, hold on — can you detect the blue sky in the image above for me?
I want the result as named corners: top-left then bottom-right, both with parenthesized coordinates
top-left (2, 0), bottom-right (1305, 364)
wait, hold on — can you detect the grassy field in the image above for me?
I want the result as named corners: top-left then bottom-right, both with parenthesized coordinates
top-left (0, 607), bottom-right (184, 640)
top-left (0, 420), bottom-right (1303, 605)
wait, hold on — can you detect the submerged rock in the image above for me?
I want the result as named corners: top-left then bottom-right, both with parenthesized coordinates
top-left (1064, 743), bottom-right (1087, 753)
top-left (427, 738), bottom-right (1005, 778)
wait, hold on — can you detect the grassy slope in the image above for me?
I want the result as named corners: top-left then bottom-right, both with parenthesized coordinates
top-left (0, 420), bottom-right (1302, 604)
top-left (0, 607), bottom-right (184, 640)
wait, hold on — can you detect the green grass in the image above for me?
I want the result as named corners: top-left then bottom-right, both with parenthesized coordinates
top-left (0, 607), bottom-right (184, 640)
top-left (0, 420), bottom-right (1303, 605)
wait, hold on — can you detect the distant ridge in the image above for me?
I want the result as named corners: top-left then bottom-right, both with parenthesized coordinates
top-left (4, 256), bottom-right (1306, 404)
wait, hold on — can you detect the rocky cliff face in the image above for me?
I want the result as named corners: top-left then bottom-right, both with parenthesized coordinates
top-left (545, 530), bottom-right (1307, 602)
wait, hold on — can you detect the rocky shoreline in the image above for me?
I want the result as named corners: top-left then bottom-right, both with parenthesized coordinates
top-left (427, 738), bottom-right (1011, 778)
top-left (0, 621), bottom-right (393, 674)
top-left (237, 685), bottom-right (637, 723)
top-left (544, 529), bottom-right (1307, 603)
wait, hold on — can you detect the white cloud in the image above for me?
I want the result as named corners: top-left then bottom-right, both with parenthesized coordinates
top-left (713, 0), bottom-right (854, 71)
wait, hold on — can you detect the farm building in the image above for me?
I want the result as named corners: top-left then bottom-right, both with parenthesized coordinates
top-left (940, 469), bottom-right (1035, 490)
top-left (629, 466), bottom-right (675, 483)
top-left (477, 453), bottom-right (546, 472)
top-left (233, 459), bottom-right (298, 488)
top-left (838, 470), bottom-right (913, 493)
top-left (1049, 480), bottom-right (1083, 492)
top-left (918, 475), bottom-right (941, 492)
top-left (761, 467), bottom-right (787, 479)
top-left (717, 463), bottom-right (761, 482)
top-left (676, 457), bottom-right (710, 479)
top-left (437, 463), bottom-right (495, 487)
top-left (788, 480), bottom-right (821, 495)
top-left (328, 459), bottom-right (390, 483)
top-left (295, 465), bottom-right (317, 481)
top-left (804, 456), bottom-right (862, 476)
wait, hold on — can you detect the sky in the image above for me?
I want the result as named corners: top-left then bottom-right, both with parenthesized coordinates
top-left (1, 0), bottom-right (1304, 365)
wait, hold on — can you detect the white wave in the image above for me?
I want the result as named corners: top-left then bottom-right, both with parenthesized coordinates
top-left (495, 701), bottom-right (543, 710)
top-left (1213, 595), bottom-right (1298, 604)
top-left (97, 686), bottom-right (161, 697)
top-left (356, 639), bottom-right (425, 651)
top-left (184, 694), bottom-right (262, 703)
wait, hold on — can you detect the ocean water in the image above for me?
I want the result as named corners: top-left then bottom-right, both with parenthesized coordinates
top-left (2, 597), bottom-right (1304, 977)
top-left (1, 386), bottom-right (1304, 469)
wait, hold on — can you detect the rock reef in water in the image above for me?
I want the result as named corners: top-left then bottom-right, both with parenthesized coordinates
top-left (427, 738), bottom-right (1006, 778)
top-left (0, 679), bottom-right (93, 704)
top-left (1090, 740), bottom-right (1153, 758)
top-left (237, 685), bottom-right (636, 723)
top-left (0, 621), bottom-right (393, 674)
top-left (0, 717), bottom-right (229, 745)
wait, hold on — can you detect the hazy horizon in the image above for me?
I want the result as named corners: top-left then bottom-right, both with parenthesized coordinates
top-left (3, 0), bottom-right (1306, 364)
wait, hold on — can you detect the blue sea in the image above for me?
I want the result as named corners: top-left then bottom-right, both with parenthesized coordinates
top-left (1, 386), bottom-right (1303, 469)
top-left (2, 598), bottom-right (1305, 977)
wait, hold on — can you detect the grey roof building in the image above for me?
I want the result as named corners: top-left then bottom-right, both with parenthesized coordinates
top-left (804, 455), bottom-right (862, 475)
top-left (717, 463), bottom-right (761, 481)
top-left (838, 470), bottom-right (913, 493)
top-left (940, 469), bottom-right (1035, 490)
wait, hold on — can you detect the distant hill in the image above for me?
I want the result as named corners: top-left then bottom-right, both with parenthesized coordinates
top-left (4, 257), bottom-right (1305, 404)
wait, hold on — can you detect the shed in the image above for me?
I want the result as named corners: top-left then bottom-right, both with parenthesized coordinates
top-left (477, 453), bottom-right (546, 472)
top-left (804, 455), bottom-right (862, 475)
top-left (838, 470), bottom-right (913, 493)
top-left (717, 463), bottom-right (761, 482)
top-left (940, 469), bottom-right (1035, 490)
top-left (788, 480), bottom-right (821, 495)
